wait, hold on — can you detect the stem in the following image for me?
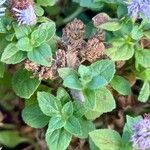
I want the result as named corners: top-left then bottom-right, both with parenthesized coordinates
top-left (62, 7), bottom-right (85, 24)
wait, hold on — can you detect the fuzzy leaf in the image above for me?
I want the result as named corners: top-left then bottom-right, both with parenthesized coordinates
top-left (63, 75), bottom-right (83, 90)
top-left (47, 115), bottom-right (65, 132)
top-left (37, 92), bottom-right (62, 116)
top-left (90, 60), bottom-right (115, 83)
top-left (138, 81), bottom-right (150, 102)
top-left (99, 21), bottom-right (122, 31)
top-left (22, 104), bottom-right (49, 128)
top-left (1, 43), bottom-right (26, 64)
top-left (46, 128), bottom-right (72, 150)
top-left (12, 69), bottom-right (40, 99)
top-left (16, 37), bottom-right (33, 51)
top-left (89, 129), bottom-right (123, 150)
top-left (135, 49), bottom-right (150, 68)
top-left (106, 44), bottom-right (135, 61)
top-left (110, 75), bottom-right (131, 95)
top-left (28, 43), bottom-right (52, 67)
top-left (64, 115), bottom-right (81, 136)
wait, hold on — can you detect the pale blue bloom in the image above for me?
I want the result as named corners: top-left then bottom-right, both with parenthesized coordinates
top-left (13, 5), bottom-right (36, 25)
top-left (131, 114), bottom-right (150, 150)
top-left (127, 0), bottom-right (150, 19)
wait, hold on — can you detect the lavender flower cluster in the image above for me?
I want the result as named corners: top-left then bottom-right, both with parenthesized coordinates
top-left (0, 0), bottom-right (36, 25)
top-left (131, 114), bottom-right (150, 150)
top-left (127, 0), bottom-right (150, 20)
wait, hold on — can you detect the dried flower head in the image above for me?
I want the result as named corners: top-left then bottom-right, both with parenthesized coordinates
top-left (131, 114), bottom-right (150, 150)
top-left (92, 13), bottom-right (110, 27)
top-left (0, 0), bottom-right (6, 17)
top-left (116, 60), bottom-right (125, 69)
top-left (81, 31), bottom-right (105, 62)
top-left (24, 50), bottom-right (67, 80)
top-left (24, 60), bottom-right (56, 80)
top-left (62, 18), bottom-right (85, 41)
top-left (127, 0), bottom-right (150, 20)
top-left (9, 0), bottom-right (36, 25)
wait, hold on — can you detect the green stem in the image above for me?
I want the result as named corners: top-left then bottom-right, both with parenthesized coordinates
top-left (62, 7), bottom-right (85, 24)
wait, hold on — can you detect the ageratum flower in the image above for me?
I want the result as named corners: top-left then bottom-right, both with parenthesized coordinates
top-left (0, 0), bottom-right (6, 17)
top-left (9, 0), bottom-right (36, 25)
top-left (127, 0), bottom-right (150, 20)
top-left (131, 114), bottom-right (150, 150)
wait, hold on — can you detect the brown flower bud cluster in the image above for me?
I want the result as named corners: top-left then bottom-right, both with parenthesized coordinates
top-left (25, 49), bottom-right (66, 80)
top-left (25, 17), bottom-right (107, 80)
top-left (59, 18), bottom-right (106, 65)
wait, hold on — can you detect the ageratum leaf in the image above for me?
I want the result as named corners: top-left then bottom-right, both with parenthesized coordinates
top-left (1, 43), bottom-right (26, 64)
top-left (110, 75), bottom-right (131, 95)
top-left (90, 59), bottom-right (115, 83)
top-left (138, 81), bottom-right (150, 102)
top-left (64, 115), bottom-right (81, 136)
top-left (28, 43), bottom-right (52, 67)
top-left (37, 92), bottom-right (62, 116)
top-left (89, 129), bottom-right (123, 150)
top-left (46, 128), bottom-right (72, 150)
top-left (12, 69), bottom-right (40, 99)
top-left (106, 44), bottom-right (135, 61)
top-left (22, 104), bottom-right (49, 128)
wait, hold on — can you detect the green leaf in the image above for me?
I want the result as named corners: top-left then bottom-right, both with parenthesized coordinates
top-left (137, 68), bottom-right (150, 81)
top-left (62, 101), bottom-right (73, 118)
top-left (13, 23), bottom-right (32, 39)
top-left (1, 43), bottom-right (26, 64)
top-left (110, 75), bottom-right (131, 95)
top-left (58, 67), bottom-right (78, 79)
top-left (90, 60), bottom-right (115, 83)
top-left (0, 20), bottom-right (6, 33)
top-left (106, 44), bottom-right (135, 61)
top-left (89, 129), bottom-right (123, 150)
top-left (138, 81), bottom-right (150, 102)
top-left (37, 92), bottom-right (62, 116)
top-left (28, 43), bottom-right (52, 67)
top-left (64, 115), bottom-right (81, 136)
top-left (99, 21), bottom-right (122, 31)
top-left (85, 110), bottom-right (102, 120)
top-left (34, 4), bottom-right (44, 16)
top-left (94, 88), bottom-right (116, 113)
top-left (73, 101), bottom-right (87, 118)
top-left (46, 128), bottom-right (72, 150)
top-left (0, 62), bottom-right (5, 78)
top-left (0, 131), bottom-right (27, 148)
top-left (135, 49), bottom-right (150, 68)
top-left (31, 27), bottom-right (48, 47)
top-left (43, 21), bottom-right (56, 41)
top-left (37, 0), bottom-right (58, 6)
top-left (78, 65), bottom-right (90, 78)
top-left (31, 22), bottom-right (56, 47)
top-left (87, 75), bottom-right (107, 90)
top-left (12, 69), bottom-right (40, 99)
top-left (22, 104), bottom-right (49, 128)
top-left (63, 75), bottom-right (83, 90)
top-left (56, 87), bottom-right (71, 105)
top-left (131, 25), bottom-right (143, 40)
top-left (78, 118), bottom-right (95, 138)
top-left (122, 115), bottom-right (142, 142)
top-left (47, 115), bottom-right (65, 132)
top-left (16, 37), bottom-right (33, 51)
top-left (83, 89), bottom-right (96, 110)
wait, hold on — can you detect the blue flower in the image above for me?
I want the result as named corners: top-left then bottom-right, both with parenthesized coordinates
top-left (127, 0), bottom-right (150, 20)
top-left (12, 4), bottom-right (36, 25)
top-left (0, 0), bottom-right (6, 17)
top-left (131, 114), bottom-right (150, 150)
